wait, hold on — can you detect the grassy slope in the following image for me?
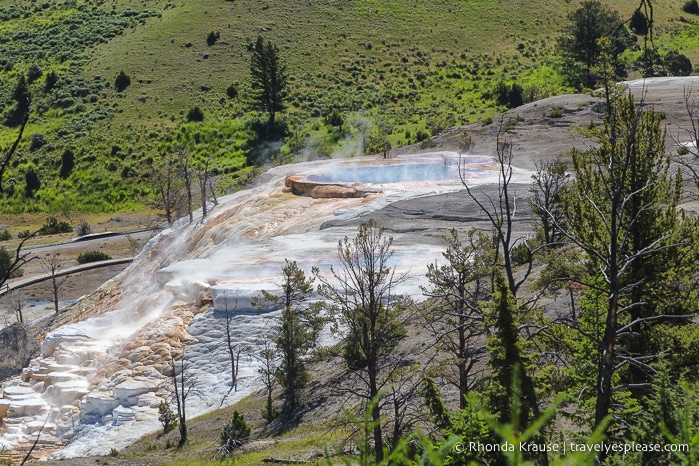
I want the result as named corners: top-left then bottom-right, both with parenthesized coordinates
top-left (0, 0), bottom-right (698, 220)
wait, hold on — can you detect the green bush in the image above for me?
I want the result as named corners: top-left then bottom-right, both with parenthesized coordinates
top-left (509, 242), bottom-right (531, 266)
top-left (30, 133), bottom-right (48, 151)
top-left (226, 82), bottom-right (239, 99)
top-left (157, 401), bottom-right (178, 434)
top-left (548, 106), bottom-right (563, 118)
top-left (684, 0), bottom-right (699, 15)
top-left (40, 217), bottom-right (72, 235)
top-left (114, 70), bottom-right (131, 92)
top-left (206, 30), bottom-right (219, 46)
top-left (77, 250), bottom-right (112, 264)
top-left (0, 230), bottom-right (11, 241)
top-left (186, 106), bottom-right (204, 122)
top-left (0, 247), bottom-right (23, 279)
top-left (219, 411), bottom-right (250, 457)
top-left (27, 63), bottom-right (42, 83)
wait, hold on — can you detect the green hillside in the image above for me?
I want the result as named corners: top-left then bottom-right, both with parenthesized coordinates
top-left (0, 0), bottom-right (698, 217)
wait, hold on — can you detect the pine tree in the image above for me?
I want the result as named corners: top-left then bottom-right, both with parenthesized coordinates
top-left (256, 260), bottom-right (319, 414)
top-left (249, 36), bottom-right (288, 129)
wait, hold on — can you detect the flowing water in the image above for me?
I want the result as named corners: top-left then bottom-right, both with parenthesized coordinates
top-left (0, 152), bottom-right (527, 461)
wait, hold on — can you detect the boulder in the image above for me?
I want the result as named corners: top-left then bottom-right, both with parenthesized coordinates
top-left (0, 323), bottom-right (40, 382)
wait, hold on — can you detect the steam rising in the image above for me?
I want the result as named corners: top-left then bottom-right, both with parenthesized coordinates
top-left (0, 151), bottom-right (530, 460)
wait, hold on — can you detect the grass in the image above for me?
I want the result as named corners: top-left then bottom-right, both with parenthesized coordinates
top-left (116, 391), bottom-right (344, 466)
top-left (1, 0), bottom-right (699, 217)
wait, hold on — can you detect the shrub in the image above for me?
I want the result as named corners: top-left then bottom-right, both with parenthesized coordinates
top-left (27, 63), bottom-right (42, 83)
top-left (630, 9), bottom-right (649, 35)
top-left (44, 70), bottom-right (58, 92)
top-left (510, 242), bottom-right (531, 266)
top-left (548, 106), bottom-right (564, 118)
top-left (0, 230), bottom-right (11, 241)
top-left (324, 109), bottom-right (344, 128)
top-left (60, 149), bottom-right (75, 179)
top-left (415, 129), bottom-right (430, 142)
top-left (114, 70), bottom-right (131, 92)
top-left (186, 106), bottom-right (204, 122)
top-left (219, 411), bottom-right (250, 457)
top-left (0, 247), bottom-right (23, 279)
top-left (29, 133), bottom-right (47, 151)
top-left (157, 401), bottom-right (178, 434)
top-left (665, 50), bottom-right (693, 76)
top-left (677, 145), bottom-right (690, 156)
top-left (24, 169), bottom-right (40, 198)
top-left (493, 81), bottom-right (524, 108)
top-left (684, 0), bottom-right (699, 15)
top-left (77, 251), bottom-right (112, 264)
top-left (226, 82), bottom-right (239, 99)
top-left (75, 219), bottom-right (91, 237)
top-left (41, 217), bottom-right (72, 235)
top-left (17, 230), bottom-right (32, 239)
top-left (206, 30), bottom-right (220, 46)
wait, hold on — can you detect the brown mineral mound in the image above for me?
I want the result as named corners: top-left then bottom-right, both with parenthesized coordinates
top-left (283, 175), bottom-right (374, 198)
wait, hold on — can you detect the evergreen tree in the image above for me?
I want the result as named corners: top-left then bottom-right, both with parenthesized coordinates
top-left (249, 36), bottom-right (288, 128)
top-left (422, 228), bottom-right (492, 409)
top-left (554, 51), bottom-right (697, 455)
top-left (256, 260), bottom-right (320, 414)
top-left (557, 1), bottom-right (634, 88)
top-left (316, 219), bottom-right (408, 463)
top-left (486, 271), bottom-right (537, 431)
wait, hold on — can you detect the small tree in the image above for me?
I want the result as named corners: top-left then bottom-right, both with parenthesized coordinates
top-left (221, 294), bottom-right (243, 390)
top-left (169, 350), bottom-right (199, 448)
top-left (41, 254), bottom-right (68, 314)
top-left (219, 411), bottom-right (250, 457)
top-left (255, 260), bottom-right (320, 414)
top-left (257, 341), bottom-right (278, 423)
top-left (157, 401), bottom-right (178, 434)
top-left (114, 71), bottom-right (131, 92)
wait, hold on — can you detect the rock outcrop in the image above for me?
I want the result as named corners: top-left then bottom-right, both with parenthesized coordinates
top-left (283, 175), bottom-right (378, 198)
top-left (0, 323), bottom-right (39, 382)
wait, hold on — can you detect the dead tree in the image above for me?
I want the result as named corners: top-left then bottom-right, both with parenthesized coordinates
top-left (459, 123), bottom-right (535, 298)
top-left (0, 231), bottom-right (39, 288)
top-left (41, 254), bottom-right (69, 314)
top-left (257, 340), bottom-right (278, 422)
top-left (222, 293), bottom-right (243, 390)
top-left (170, 350), bottom-right (200, 448)
top-left (174, 147), bottom-right (194, 223)
top-left (459, 123), bottom-right (549, 466)
top-left (195, 155), bottom-right (213, 219)
top-left (9, 290), bottom-right (24, 324)
top-left (152, 153), bottom-right (183, 225)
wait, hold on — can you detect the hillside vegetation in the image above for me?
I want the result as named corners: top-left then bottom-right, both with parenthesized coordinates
top-left (0, 0), bottom-right (698, 220)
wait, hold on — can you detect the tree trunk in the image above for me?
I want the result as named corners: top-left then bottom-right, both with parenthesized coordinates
top-left (368, 366), bottom-right (383, 463)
